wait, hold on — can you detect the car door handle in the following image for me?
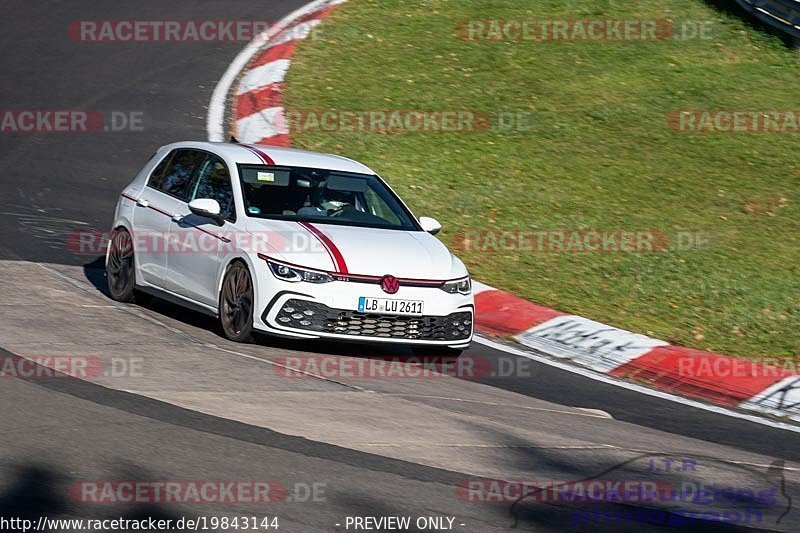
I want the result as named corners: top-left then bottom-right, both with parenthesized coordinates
top-left (136, 198), bottom-right (150, 208)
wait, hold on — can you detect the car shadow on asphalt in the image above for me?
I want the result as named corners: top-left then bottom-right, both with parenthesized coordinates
top-left (0, 463), bottom-right (190, 526)
top-left (81, 257), bottom-right (424, 361)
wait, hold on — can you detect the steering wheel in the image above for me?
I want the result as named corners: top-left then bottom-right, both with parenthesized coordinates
top-left (327, 204), bottom-right (349, 217)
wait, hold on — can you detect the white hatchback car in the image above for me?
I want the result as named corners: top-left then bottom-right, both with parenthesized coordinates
top-left (107, 141), bottom-right (473, 353)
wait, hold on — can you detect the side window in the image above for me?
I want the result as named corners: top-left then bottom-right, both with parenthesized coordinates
top-left (189, 153), bottom-right (235, 222)
top-left (155, 149), bottom-right (206, 201)
top-left (147, 151), bottom-right (174, 191)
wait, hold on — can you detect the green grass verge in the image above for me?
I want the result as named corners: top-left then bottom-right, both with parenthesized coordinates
top-left (284, 0), bottom-right (800, 358)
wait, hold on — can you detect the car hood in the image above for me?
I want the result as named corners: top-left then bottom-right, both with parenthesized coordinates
top-left (244, 219), bottom-right (464, 279)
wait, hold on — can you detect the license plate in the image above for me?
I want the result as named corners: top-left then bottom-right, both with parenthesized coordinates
top-left (358, 297), bottom-right (424, 316)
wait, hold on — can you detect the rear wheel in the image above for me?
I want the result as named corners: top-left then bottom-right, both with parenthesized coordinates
top-left (106, 228), bottom-right (137, 302)
top-left (219, 262), bottom-right (254, 342)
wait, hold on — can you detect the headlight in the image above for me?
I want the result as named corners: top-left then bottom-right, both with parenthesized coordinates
top-left (440, 276), bottom-right (471, 295)
top-left (263, 257), bottom-right (334, 283)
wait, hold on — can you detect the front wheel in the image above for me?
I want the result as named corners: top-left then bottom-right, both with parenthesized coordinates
top-left (219, 262), bottom-right (254, 342)
top-left (107, 228), bottom-right (137, 302)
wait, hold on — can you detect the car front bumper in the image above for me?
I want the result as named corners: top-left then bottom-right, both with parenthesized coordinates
top-left (253, 278), bottom-right (474, 348)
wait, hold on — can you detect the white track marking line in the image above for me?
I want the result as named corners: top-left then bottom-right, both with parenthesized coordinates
top-left (358, 443), bottom-right (618, 449)
top-left (203, 343), bottom-right (371, 392)
top-left (384, 394), bottom-right (613, 419)
top-left (475, 335), bottom-right (800, 434)
top-left (0, 212), bottom-right (90, 224)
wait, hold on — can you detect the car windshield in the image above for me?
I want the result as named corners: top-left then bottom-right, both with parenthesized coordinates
top-left (237, 165), bottom-right (420, 230)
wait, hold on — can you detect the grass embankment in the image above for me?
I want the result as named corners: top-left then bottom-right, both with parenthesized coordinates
top-left (285, 0), bottom-right (800, 358)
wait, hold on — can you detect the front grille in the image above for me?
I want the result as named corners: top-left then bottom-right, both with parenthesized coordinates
top-left (273, 299), bottom-right (472, 341)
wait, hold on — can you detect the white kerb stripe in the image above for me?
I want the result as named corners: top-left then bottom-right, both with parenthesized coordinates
top-left (237, 59), bottom-right (292, 96)
top-left (515, 315), bottom-right (668, 373)
top-left (269, 19), bottom-right (324, 48)
top-left (471, 280), bottom-right (496, 295)
top-left (236, 107), bottom-right (288, 143)
top-left (739, 376), bottom-right (800, 422)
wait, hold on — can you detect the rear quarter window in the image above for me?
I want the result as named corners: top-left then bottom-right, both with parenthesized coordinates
top-left (147, 149), bottom-right (207, 201)
top-left (146, 151), bottom-right (174, 191)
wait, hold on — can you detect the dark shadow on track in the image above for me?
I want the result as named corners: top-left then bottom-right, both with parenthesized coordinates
top-left (82, 259), bottom-right (419, 360)
top-left (0, 463), bottom-right (192, 526)
top-left (0, 465), bottom-right (66, 520)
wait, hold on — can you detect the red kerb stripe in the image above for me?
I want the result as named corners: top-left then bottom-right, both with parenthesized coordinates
top-left (236, 82), bottom-right (284, 120)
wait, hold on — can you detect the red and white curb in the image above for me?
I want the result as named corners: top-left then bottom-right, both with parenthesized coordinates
top-left (207, 0), bottom-right (348, 145)
top-left (207, 0), bottom-right (800, 427)
top-left (473, 282), bottom-right (800, 423)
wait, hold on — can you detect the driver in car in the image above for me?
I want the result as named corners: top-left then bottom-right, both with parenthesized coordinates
top-left (297, 181), bottom-right (356, 217)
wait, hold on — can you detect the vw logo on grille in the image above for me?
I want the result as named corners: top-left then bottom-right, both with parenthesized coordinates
top-left (380, 275), bottom-right (400, 294)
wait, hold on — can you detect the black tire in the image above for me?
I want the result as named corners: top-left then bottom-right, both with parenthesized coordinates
top-left (106, 228), bottom-right (137, 303)
top-left (219, 261), bottom-right (254, 342)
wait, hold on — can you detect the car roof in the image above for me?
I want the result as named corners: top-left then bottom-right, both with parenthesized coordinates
top-left (159, 141), bottom-right (377, 175)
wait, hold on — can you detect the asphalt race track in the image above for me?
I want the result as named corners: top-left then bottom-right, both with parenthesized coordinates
top-left (1, 1), bottom-right (800, 531)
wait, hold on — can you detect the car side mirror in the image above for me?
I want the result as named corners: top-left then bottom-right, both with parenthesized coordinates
top-left (419, 216), bottom-right (442, 235)
top-left (188, 198), bottom-right (224, 225)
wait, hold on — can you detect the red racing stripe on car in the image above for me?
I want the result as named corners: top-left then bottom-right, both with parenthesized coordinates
top-left (241, 144), bottom-right (276, 165)
top-left (298, 221), bottom-right (349, 274)
top-left (193, 226), bottom-right (231, 243)
top-left (147, 203), bottom-right (173, 218)
top-left (297, 222), bottom-right (337, 271)
top-left (142, 202), bottom-right (231, 243)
